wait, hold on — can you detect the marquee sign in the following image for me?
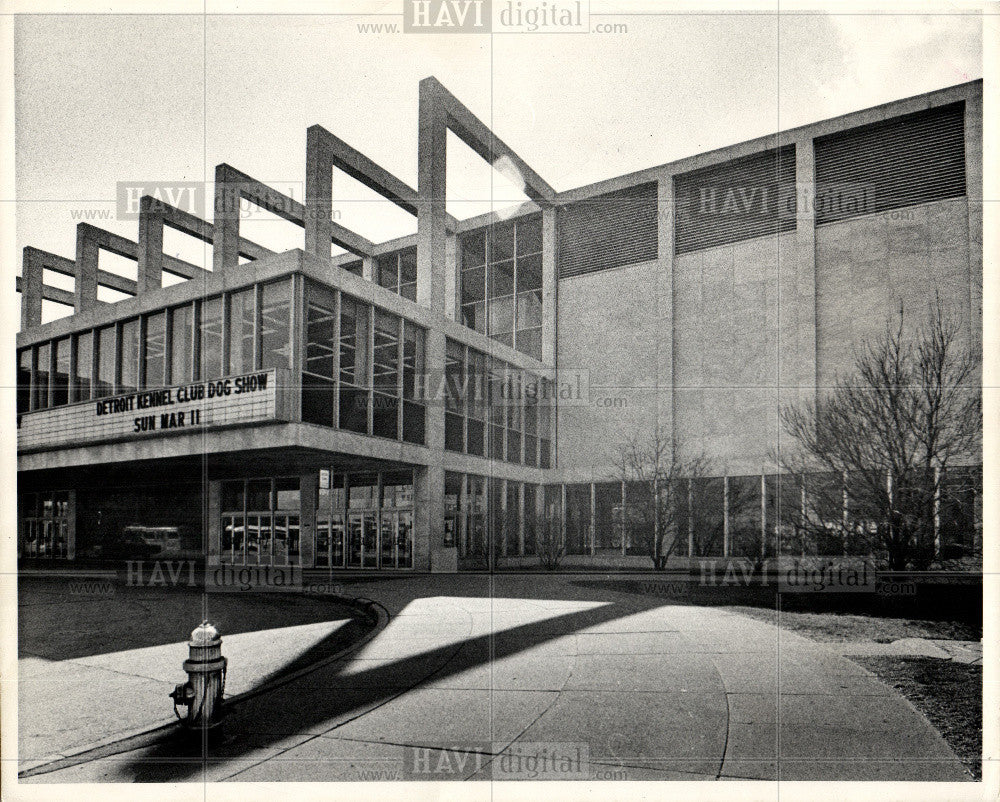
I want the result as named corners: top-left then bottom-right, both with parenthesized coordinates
top-left (18, 369), bottom-right (286, 452)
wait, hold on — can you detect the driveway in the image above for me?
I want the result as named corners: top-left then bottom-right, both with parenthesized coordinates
top-left (24, 574), bottom-right (971, 782)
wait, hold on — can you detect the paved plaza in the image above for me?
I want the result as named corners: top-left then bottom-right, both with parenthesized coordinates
top-left (19, 574), bottom-right (972, 782)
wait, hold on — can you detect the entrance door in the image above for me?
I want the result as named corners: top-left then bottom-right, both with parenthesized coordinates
top-left (379, 512), bottom-right (397, 568)
top-left (347, 513), bottom-right (364, 567)
top-left (347, 512), bottom-right (378, 568)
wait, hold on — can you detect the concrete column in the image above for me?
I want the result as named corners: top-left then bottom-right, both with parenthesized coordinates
top-left (74, 226), bottom-right (100, 312)
top-left (517, 482), bottom-right (525, 557)
top-left (207, 480), bottom-right (222, 566)
top-left (722, 475), bottom-right (730, 557)
top-left (20, 249), bottom-right (44, 329)
top-left (362, 256), bottom-right (376, 282)
top-left (965, 90), bottom-right (983, 353)
top-left (687, 478), bottom-right (694, 557)
top-left (760, 473), bottom-right (767, 558)
top-left (423, 324), bottom-right (453, 571)
top-left (560, 483), bottom-right (567, 548)
top-left (793, 137), bottom-right (818, 398)
top-left (66, 490), bottom-right (77, 561)
top-left (655, 177), bottom-right (675, 456)
top-left (137, 195), bottom-right (165, 293)
top-left (541, 206), bottom-right (558, 364)
top-left (213, 165), bottom-right (241, 273)
top-left (304, 126), bottom-right (332, 259)
top-left (588, 482), bottom-right (596, 557)
top-left (445, 235), bottom-right (458, 321)
top-left (417, 78), bottom-right (448, 313)
top-left (620, 481), bottom-right (627, 556)
top-left (300, 472), bottom-right (317, 568)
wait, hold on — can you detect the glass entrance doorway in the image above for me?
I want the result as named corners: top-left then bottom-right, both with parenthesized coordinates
top-left (315, 469), bottom-right (413, 569)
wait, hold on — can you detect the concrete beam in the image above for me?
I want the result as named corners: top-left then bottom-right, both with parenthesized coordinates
top-left (138, 194), bottom-right (271, 291)
top-left (421, 76), bottom-right (556, 205)
top-left (217, 162), bottom-right (375, 272)
top-left (76, 224), bottom-right (198, 306)
top-left (19, 248), bottom-right (44, 329)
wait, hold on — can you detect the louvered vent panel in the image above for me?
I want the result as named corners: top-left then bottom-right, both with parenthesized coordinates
top-left (558, 182), bottom-right (658, 279)
top-left (673, 145), bottom-right (797, 255)
top-left (813, 101), bottom-right (966, 225)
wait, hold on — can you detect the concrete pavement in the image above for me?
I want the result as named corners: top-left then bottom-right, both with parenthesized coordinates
top-left (16, 577), bottom-right (368, 769)
top-left (21, 574), bottom-right (972, 782)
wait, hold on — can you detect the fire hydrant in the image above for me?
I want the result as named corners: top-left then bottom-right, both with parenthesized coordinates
top-left (170, 620), bottom-right (227, 730)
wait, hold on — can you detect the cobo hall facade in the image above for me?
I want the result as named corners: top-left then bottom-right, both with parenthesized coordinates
top-left (15, 78), bottom-right (982, 571)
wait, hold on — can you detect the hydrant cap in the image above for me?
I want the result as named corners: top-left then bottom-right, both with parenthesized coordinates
top-left (190, 620), bottom-right (220, 644)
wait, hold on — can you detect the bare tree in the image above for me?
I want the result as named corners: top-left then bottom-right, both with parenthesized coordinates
top-left (610, 425), bottom-right (708, 569)
top-left (779, 298), bottom-right (981, 570)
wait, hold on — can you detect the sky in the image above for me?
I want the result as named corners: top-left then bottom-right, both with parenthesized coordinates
top-left (9, 3), bottom-right (985, 320)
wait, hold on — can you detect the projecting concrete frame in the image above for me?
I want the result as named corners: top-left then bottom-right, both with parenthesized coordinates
top-left (17, 248), bottom-right (79, 329)
top-left (213, 163), bottom-right (376, 273)
top-left (136, 195), bottom-right (273, 293)
top-left (72, 223), bottom-right (206, 314)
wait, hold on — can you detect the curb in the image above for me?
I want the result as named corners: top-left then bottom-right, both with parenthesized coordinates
top-left (17, 594), bottom-right (389, 779)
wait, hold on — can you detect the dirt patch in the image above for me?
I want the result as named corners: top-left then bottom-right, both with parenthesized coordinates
top-left (851, 656), bottom-right (981, 780)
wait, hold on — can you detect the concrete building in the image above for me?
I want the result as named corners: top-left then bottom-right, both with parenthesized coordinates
top-left (15, 77), bottom-right (982, 571)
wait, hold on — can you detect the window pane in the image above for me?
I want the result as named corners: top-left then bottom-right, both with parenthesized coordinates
top-left (461, 231), bottom-right (486, 268)
top-left (491, 221), bottom-right (514, 262)
top-left (516, 328), bottom-right (542, 361)
top-left (339, 297), bottom-right (371, 387)
top-left (339, 297), bottom-right (370, 433)
top-left (306, 302), bottom-right (336, 379)
top-left (302, 373), bottom-right (335, 426)
top-left (445, 412), bottom-right (464, 452)
top-left (402, 322), bottom-right (425, 402)
top-left (399, 248), bottom-right (417, 284)
top-left (461, 302), bottom-right (485, 334)
top-left (445, 340), bottom-right (465, 414)
top-left (96, 327), bottom-right (115, 398)
top-left (373, 311), bottom-right (400, 396)
top-left (169, 305), bottom-right (192, 385)
top-left (119, 319), bottom-right (139, 395)
top-left (143, 312), bottom-right (166, 389)
top-left (517, 252), bottom-right (542, 292)
top-left (199, 297), bottom-right (223, 381)
top-left (402, 400), bottom-right (425, 444)
top-left (72, 333), bottom-right (92, 402)
top-left (524, 392), bottom-right (538, 434)
top-left (221, 480), bottom-right (245, 512)
top-left (34, 343), bottom-right (50, 409)
top-left (468, 349), bottom-right (488, 421)
top-left (52, 338), bottom-right (71, 406)
top-left (373, 311), bottom-right (400, 439)
top-left (17, 349), bottom-right (31, 414)
top-left (488, 261), bottom-right (515, 298)
top-left (260, 280), bottom-right (292, 371)
top-left (461, 265), bottom-right (485, 305)
top-left (275, 476), bottom-right (300, 510)
top-left (227, 288), bottom-right (255, 375)
top-left (376, 254), bottom-right (398, 290)
top-left (488, 295), bottom-right (514, 337)
top-left (247, 479), bottom-right (272, 511)
top-left (516, 289), bottom-right (543, 330)
top-left (516, 215), bottom-right (543, 256)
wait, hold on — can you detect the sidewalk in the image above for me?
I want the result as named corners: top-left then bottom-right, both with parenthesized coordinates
top-left (17, 577), bottom-right (368, 768)
top-left (19, 574), bottom-right (973, 783)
